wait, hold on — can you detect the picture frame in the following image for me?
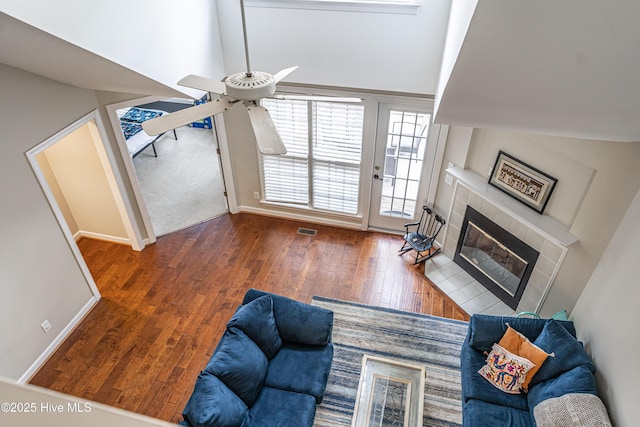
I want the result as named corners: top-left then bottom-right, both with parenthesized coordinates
top-left (488, 151), bottom-right (557, 214)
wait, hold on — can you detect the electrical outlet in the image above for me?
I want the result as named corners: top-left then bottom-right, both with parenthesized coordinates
top-left (445, 174), bottom-right (454, 186)
top-left (41, 320), bottom-right (51, 333)
top-left (447, 161), bottom-right (455, 169)
top-left (253, 191), bottom-right (260, 200)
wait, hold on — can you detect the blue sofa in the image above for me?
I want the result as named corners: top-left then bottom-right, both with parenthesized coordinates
top-left (461, 314), bottom-right (611, 426)
top-left (179, 289), bottom-right (334, 427)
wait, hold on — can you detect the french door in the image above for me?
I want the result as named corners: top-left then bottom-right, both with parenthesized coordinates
top-left (368, 103), bottom-right (440, 231)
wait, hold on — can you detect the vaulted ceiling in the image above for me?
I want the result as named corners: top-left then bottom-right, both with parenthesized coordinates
top-left (434, 0), bottom-right (640, 142)
top-left (3, 1), bottom-right (640, 143)
top-left (0, 13), bottom-right (183, 97)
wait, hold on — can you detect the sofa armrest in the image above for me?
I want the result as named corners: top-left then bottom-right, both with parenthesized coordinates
top-left (243, 289), bottom-right (333, 346)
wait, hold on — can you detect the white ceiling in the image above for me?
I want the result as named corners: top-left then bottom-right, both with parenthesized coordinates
top-left (0, 13), bottom-right (184, 98)
top-left (434, 0), bottom-right (640, 142)
top-left (4, 1), bottom-right (640, 144)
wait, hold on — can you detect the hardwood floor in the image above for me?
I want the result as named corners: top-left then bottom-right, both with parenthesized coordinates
top-left (29, 213), bottom-right (469, 423)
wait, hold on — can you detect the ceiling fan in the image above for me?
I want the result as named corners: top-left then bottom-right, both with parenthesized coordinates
top-left (141, 0), bottom-right (360, 155)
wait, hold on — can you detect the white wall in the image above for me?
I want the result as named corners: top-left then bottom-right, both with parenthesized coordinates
top-left (571, 188), bottom-right (640, 427)
top-left (434, 0), bottom-right (478, 114)
top-left (0, 64), bottom-right (98, 380)
top-left (0, 0), bottom-right (226, 98)
top-left (0, 378), bottom-right (175, 427)
top-left (216, 0), bottom-right (452, 94)
top-left (433, 127), bottom-right (640, 317)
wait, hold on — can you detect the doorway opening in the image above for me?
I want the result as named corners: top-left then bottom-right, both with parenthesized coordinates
top-left (108, 97), bottom-right (229, 240)
top-left (368, 101), bottom-right (447, 232)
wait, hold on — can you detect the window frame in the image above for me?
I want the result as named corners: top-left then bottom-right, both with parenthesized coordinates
top-left (246, 0), bottom-right (422, 15)
top-left (259, 95), bottom-right (366, 217)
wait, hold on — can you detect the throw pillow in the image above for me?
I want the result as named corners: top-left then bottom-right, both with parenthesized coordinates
top-left (530, 320), bottom-right (595, 387)
top-left (227, 295), bottom-right (282, 359)
top-left (182, 371), bottom-right (249, 427)
top-left (498, 324), bottom-right (551, 391)
top-left (478, 343), bottom-right (535, 394)
top-left (205, 328), bottom-right (268, 407)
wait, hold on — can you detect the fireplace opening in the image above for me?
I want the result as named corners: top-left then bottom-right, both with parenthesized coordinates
top-left (454, 206), bottom-right (539, 310)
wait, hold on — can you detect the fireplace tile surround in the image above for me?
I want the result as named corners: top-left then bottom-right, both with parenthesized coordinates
top-left (424, 168), bottom-right (576, 316)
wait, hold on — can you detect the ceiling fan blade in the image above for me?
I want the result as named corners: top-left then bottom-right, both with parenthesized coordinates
top-left (142, 99), bottom-right (234, 136)
top-left (273, 66), bottom-right (299, 84)
top-left (273, 94), bottom-right (362, 103)
top-left (245, 105), bottom-right (287, 155)
top-left (177, 74), bottom-right (227, 95)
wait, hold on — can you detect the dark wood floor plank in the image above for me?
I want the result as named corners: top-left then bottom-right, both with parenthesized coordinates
top-left (29, 213), bottom-right (468, 423)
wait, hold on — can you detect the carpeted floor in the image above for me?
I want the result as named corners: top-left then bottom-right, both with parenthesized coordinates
top-left (132, 125), bottom-right (228, 236)
top-left (311, 297), bottom-right (469, 427)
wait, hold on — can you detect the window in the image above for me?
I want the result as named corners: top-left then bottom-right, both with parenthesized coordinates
top-left (261, 98), bottom-right (364, 215)
top-left (247, 0), bottom-right (422, 14)
top-left (379, 110), bottom-right (430, 218)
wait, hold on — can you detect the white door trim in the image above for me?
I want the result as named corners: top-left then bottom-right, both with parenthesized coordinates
top-left (25, 111), bottom-right (106, 299)
top-left (105, 96), bottom-right (167, 246)
top-left (367, 100), bottom-right (445, 231)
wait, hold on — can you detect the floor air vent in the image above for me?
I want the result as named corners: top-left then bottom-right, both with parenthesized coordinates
top-left (297, 227), bottom-right (317, 236)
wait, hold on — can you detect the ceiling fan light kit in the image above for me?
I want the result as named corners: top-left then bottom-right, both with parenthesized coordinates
top-left (225, 71), bottom-right (276, 101)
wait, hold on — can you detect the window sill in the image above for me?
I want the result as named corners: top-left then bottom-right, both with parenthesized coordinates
top-left (246, 0), bottom-right (422, 15)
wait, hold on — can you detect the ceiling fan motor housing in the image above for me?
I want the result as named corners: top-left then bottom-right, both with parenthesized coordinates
top-left (225, 71), bottom-right (276, 101)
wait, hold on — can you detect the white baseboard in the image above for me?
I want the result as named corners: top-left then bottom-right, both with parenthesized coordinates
top-left (18, 297), bottom-right (99, 384)
top-left (237, 205), bottom-right (364, 230)
top-left (74, 230), bottom-right (131, 246)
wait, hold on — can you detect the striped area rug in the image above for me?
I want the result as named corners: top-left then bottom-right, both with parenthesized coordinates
top-left (311, 297), bottom-right (469, 427)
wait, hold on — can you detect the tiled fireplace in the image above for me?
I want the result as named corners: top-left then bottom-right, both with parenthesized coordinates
top-left (424, 168), bottom-right (577, 316)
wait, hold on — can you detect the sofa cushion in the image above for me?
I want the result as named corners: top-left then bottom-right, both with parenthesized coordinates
top-left (182, 371), bottom-right (249, 427)
top-left (243, 289), bottom-right (333, 346)
top-left (248, 387), bottom-right (317, 427)
top-left (205, 328), bottom-right (268, 407)
top-left (467, 314), bottom-right (576, 353)
top-left (463, 399), bottom-right (533, 427)
top-left (227, 294), bottom-right (282, 359)
top-left (530, 320), bottom-right (595, 387)
top-left (498, 325), bottom-right (551, 391)
top-left (478, 343), bottom-right (535, 394)
top-left (264, 342), bottom-right (334, 404)
top-left (527, 365), bottom-right (599, 411)
top-left (461, 342), bottom-right (529, 411)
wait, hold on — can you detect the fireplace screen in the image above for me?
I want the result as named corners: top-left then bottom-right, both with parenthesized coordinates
top-left (459, 221), bottom-right (527, 297)
top-left (454, 206), bottom-right (539, 310)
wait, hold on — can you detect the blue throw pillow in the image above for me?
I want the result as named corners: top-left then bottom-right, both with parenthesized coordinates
top-left (182, 371), bottom-right (249, 427)
top-left (227, 295), bottom-right (282, 359)
top-left (530, 320), bottom-right (595, 387)
top-left (205, 328), bottom-right (268, 406)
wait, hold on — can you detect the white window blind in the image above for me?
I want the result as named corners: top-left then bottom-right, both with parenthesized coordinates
top-left (262, 99), bottom-right (309, 204)
top-left (261, 98), bottom-right (364, 215)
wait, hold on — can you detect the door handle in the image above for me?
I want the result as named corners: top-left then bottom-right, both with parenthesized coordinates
top-left (373, 174), bottom-right (383, 180)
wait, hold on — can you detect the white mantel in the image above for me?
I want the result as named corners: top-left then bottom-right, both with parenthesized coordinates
top-left (424, 167), bottom-right (576, 315)
top-left (445, 167), bottom-right (577, 247)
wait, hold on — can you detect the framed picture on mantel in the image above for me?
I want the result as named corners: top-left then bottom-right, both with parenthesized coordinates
top-left (488, 150), bottom-right (558, 214)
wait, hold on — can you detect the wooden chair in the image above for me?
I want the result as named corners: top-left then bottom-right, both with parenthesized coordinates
top-left (399, 206), bottom-right (446, 264)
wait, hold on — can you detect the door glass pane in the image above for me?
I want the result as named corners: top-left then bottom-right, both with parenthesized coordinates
top-left (379, 110), bottom-right (431, 218)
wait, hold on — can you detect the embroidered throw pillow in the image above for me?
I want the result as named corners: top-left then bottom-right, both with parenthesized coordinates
top-left (478, 343), bottom-right (535, 394)
top-left (499, 325), bottom-right (551, 391)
